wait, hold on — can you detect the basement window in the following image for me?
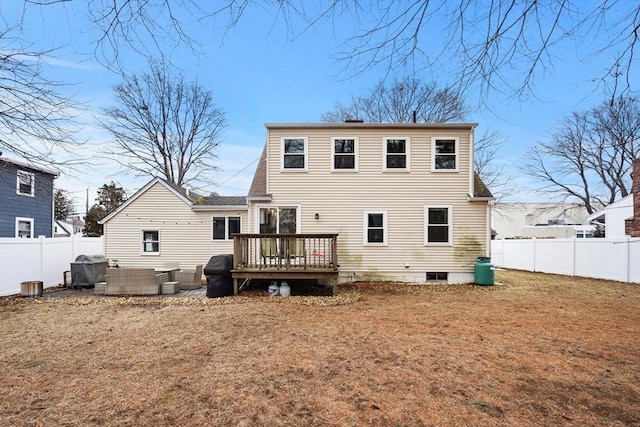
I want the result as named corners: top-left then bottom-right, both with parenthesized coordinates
top-left (426, 272), bottom-right (448, 281)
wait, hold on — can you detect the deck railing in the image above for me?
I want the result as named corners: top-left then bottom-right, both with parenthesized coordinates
top-left (232, 233), bottom-right (338, 271)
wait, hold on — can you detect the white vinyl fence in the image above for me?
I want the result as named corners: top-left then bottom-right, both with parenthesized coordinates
top-left (491, 237), bottom-right (640, 283)
top-left (0, 235), bottom-right (104, 296)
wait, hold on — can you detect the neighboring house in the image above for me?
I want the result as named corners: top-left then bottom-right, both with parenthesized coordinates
top-left (492, 203), bottom-right (592, 239)
top-left (584, 196), bottom-right (632, 238)
top-left (100, 122), bottom-right (493, 284)
top-left (0, 156), bottom-right (58, 238)
top-left (586, 158), bottom-right (640, 238)
top-left (99, 177), bottom-right (248, 269)
top-left (54, 217), bottom-right (85, 237)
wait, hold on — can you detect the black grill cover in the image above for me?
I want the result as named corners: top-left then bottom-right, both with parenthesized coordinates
top-left (204, 254), bottom-right (234, 276)
top-left (206, 275), bottom-right (233, 298)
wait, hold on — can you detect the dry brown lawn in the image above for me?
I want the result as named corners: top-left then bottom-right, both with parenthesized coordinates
top-left (0, 269), bottom-right (638, 427)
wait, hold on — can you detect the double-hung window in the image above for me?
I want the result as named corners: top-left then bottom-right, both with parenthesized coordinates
top-left (17, 170), bottom-right (35, 196)
top-left (364, 211), bottom-right (387, 245)
top-left (212, 216), bottom-right (241, 240)
top-left (332, 137), bottom-right (357, 171)
top-left (142, 230), bottom-right (160, 254)
top-left (282, 137), bottom-right (307, 171)
top-left (16, 218), bottom-right (34, 238)
top-left (432, 137), bottom-right (458, 171)
top-left (425, 206), bottom-right (452, 245)
top-left (383, 137), bottom-right (409, 171)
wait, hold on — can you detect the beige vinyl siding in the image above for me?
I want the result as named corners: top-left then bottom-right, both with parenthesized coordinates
top-left (104, 182), bottom-right (247, 269)
top-left (258, 125), bottom-right (489, 282)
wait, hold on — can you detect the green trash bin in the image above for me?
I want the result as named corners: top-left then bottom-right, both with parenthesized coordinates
top-left (474, 256), bottom-right (494, 286)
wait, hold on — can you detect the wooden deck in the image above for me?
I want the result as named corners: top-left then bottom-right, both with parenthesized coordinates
top-left (231, 233), bottom-right (339, 294)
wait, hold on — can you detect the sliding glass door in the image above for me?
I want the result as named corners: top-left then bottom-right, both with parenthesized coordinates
top-left (258, 207), bottom-right (298, 234)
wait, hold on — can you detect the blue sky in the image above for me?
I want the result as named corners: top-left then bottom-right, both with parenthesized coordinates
top-left (2, 1), bottom-right (637, 211)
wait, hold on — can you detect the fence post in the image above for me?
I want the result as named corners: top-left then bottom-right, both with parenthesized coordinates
top-left (72, 234), bottom-right (77, 259)
top-left (625, 236), bottom-right (630, 283)
top-left (532, 237), bottom-right (537, 272)
top-left (39, 235), bottom-right (46, 281)
top-left (571, 236), bottom-right (577, 277)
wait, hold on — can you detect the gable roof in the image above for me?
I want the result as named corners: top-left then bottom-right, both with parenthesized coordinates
top-left (54, 220), bottom-right (72, 236)
top-left (0, 156), bottom-right (59, 177)
top-left (99, 177), bottom-right (247, 224)
top-left (584, 194), bottom-right (633, 223)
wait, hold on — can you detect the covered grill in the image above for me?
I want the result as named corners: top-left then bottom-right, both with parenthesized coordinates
top-left (204, 254), bottom-right (234, 297)
top-left (70, 254), bottom-right (108, 288)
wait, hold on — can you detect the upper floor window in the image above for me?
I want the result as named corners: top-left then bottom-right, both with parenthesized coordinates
top-left (212, 216), bottom-right (241, 240)
top-left (142, 230), bottom-right (160, 254)
top-left (17, 170), bottom-right (35, 196)
top-left (432, 137), bottom-right (458, 171)
top-left (16, 218), bottom-right (34, 238)
top-left (332, 137), bottom-right (358, 171)
top-left (383, 137), bottom-right (410, 171)
top-left (364, 211), bottom-right (387, 245)
top-left (424, 206), bottom-right (452, 245)
top-left (282, 137), bottom-right (307, 171)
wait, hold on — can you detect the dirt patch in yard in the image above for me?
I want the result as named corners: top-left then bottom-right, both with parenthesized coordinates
top-left (0, 269), bottom-right (638, 426)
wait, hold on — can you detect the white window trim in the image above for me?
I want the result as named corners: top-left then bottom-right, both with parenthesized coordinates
top-left (363, 210), bottom-right (388, 246)
top-left (16, 170), bottom-right (35, 197)
top-left (212, 215), bottom-right (242, 241)
top-left (16, 217), bottom-right (34, 238)
top-left (281, 137), bottom-right (308, 172)
top-left (254, 205), bottom-right (302, 233)
top-left (382, 136), bottom-right (410, 172)
top-left (431, 137), bottom-right (459, 172)
top-left (141, 229), bottom-right (160, 255)
top-left (424, 205), bottom-right (453, 246)
top-left (331, 136), bottom-right (359, 172)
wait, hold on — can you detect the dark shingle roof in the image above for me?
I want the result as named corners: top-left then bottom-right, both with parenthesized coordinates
top-left (201, 195), bottom-right (247, 206)
top-left (474, 173), bottom-right (493, 198)
top-left (248, 144), bottom-right (268, 197)
top-left (162, 178), bottom-right (245, 205)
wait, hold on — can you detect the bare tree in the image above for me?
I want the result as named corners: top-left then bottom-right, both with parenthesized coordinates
top-left (100, 59), bottom-right (227, 188)
top-left (321, 77), bottom-right (469, 123)
top-left (524, 96), bottom-right (640, 214)
top-left (66, 1), bottom-right (639, 101)
top-left (0, 26), bottom-right (82, 168)
top-left (474, 129), bottom-right (514, 203)
top-left (321, 76), bottom-right (513, 201)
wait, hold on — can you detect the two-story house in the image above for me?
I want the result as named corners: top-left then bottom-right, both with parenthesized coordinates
top-left (0, 156), bottom-right (58, 238)
top-left (100, 122), bottom-right (493, 287)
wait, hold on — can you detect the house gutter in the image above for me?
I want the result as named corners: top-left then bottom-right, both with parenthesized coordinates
top-left (191, 205), bottom-right (248, 212)
top-left (246, 195), bottom-right (272, 202)
top-left (467, 196), bottom-right (494, 202)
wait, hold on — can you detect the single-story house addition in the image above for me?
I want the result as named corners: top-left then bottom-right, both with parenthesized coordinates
top-left (99, 178), bottom-right (248, 271)
top-left (100, 122), bottom-right (493, 285)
